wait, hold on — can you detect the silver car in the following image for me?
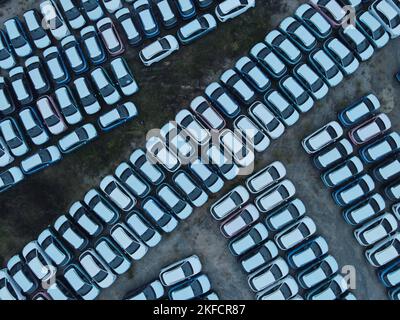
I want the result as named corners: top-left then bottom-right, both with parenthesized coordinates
top-left (20, 146), bottom-right (62, 174)
top-left (80, 26), bottom-right (106, 65)
top-left (309, 48), bottom-right (344, 87)
top-left (294, 3), bottom-right (332, 39)
top-left (246, 161), bottom-right (286, 194)
top-left (274, 217), bottom-right (317, 250)
top-left (0, 269), bottom-right (25, 300)
top-left (215, 0), bottom-right (256, 22)
top-left (343, 193), bottom-right (386, 226)
top-left (204, 82), bottom-right (241, 118)
top-left (110, 223), bottom-right (148, 260)
top-left (169, 274), bottom-right (211, 300)
top-left (175, 109), bottom-right (210, 145)
top-left (189, 158), bottom-right (224, 194)
top-left (7, 255), bottom-right (37, 294)
top-left (37, 228), bottom-right (71, 266)
top-left (256, 276), bottom-right (298, 300)
top-left (279, 16), bottom-right (317, 51)
top-left (220, 69), bottom-right (256, 105)
top-left (79, 250), bottom-right (116, 289)
top-left (95, 237), bottom-right (131, 275)
top-left (55, 86), bottom-right (83, 125)
top-left (306, 274), bottom-right (348, 300)
top-left (84, 189), bottom-right (120, 224)
top-left (125, 280), bottom-right (165, 300)
top-left (115, 162), bottom-right (150, 198)
top-left (373, 154), bottom-right (400, 183)
top-left (333, 174), bottom-right (376, 207)
top-left (68, 201), bottom-right (103, 237)
top-left (0, 118), bottom-right (29, 157)
top-left (219, 129), bottom-right (255, 168)
top-left (98, 102), bottom-right (138, 131)
top-left (0, 31), bottom-right (16, 70)
top-left (177, 14), bottom-right (217, 44)
top-left (159, 122), bottom-right (196, 160)
top-left (338, 93), bottom-right (381, 127)
top-left (249, 101), bottom-right (285, 139)
top-left (73, 77), bottom-right (101, 115)
top-left (210, 185), bottom-right (249, 220)
top-left (129, 149), bottom-right (165, 185)
top-left (240, 240), bottom-right (279, 274)
top-left (294, 63), bottom-right (329, 100)
top-left (339, 25), bottom-right (374, 61)
top-left (0, 137), bottom-right (14, 167)
top-left (4, 18), bottom-right (32, 58)
top-left (43, 46), bottom-right (70, 84)
top-left (25, 56), bottom-right (50, 95)
top-left (265, 30), bottom-right (302, 65)
top-left (139, 35), bottom-right (179, 66)
top-left (298, 255), bottom-right (338, 289)
top-left (59, 0), bottom-right (86, 29)
top-left (9, 67), bottom-right (33, 105)
top-left (220, 204), bottom-right (259, 238)
top-left (302, 121), bottom-right (343, 154)
top-left (82, 0), bottom-right (105, 22)
top-left (110, 57), bottom-right (139, 96)
top-left (321, 156), bottom-right (364, 188)
top-left (0, 167), bottom-right (24, 193)
top-left (365, 233), bottom-right (400, 267)
top-left (173, 171), bottom-right (208, 207)
top-left (54, 215), bottom-right (88, 250)
top-left (58, 124), bottom-right (98, 153)
top-left (235, 56), bottom-right (271, 92)
top-left (248, 258), bottom-right (289, 292)
top-left (323, 37), bottom-right (360, 75)
top-left (160, 255), bottom-right (202, 286)
top-left (22, 241), bottom-right (54, 281)
top-left (360, 132), bottom-right (400, 163)
top-left (100, 175), bottom-right (136, 211)
top-left (91, 68), bottom-right (121, 105)
top-left (156, 183), bottom-right (193, 220)
top-left (146, 136), bottom-right (181, 172)
top-left (357, 10), bottom-right (390, 48)
top-left (354, 213), bottom-right (398, 246)
top-left (205, 145), bottom-right (239, 180)
top-left (126, 211), bottom-right (162, 247)
top-left (313, 138), bottom-right (353, 170)
top-left (40, 0), bottom-right (71, 40)
top-left (264, 90), bottom-right (300, 127)
top-left (0, 77), bottom-right (15, 114)
top-left (63, 264), bottom-right (99, 300)
top-left (287, 236), bottom-right (329, 269)
top-left (142, 197), bottom-right (179, 232)
top-left (229, 223), bottom-right (269, 256)
top-left (190, 96), bottom-right (226, 131)
top-left (255, 180), bottom-right (296, 213)
top-left (370, 0), bottom-right (400, 38)
top-left (265, 198), bottom-right (306, 231)
top-left (249, 42), bottom-right (287, 79)
top-left (279, 75), bottom-right (314, 113)
top-left (233, 115), bottom-right (270, 153)
top-left (385, 179), bottom-right (400, 201)
top-left (61, 35), bottom-right (88, 74)
top-left (115, 8), bottom-right (142, 46)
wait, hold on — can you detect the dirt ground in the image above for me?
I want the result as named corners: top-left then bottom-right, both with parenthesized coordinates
top-left (0, 0), bottom-right (399, 300)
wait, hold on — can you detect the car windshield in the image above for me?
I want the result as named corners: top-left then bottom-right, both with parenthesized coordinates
top-left (357, 40), bottom-right (369, 52)
top-left (101, 84), bottom-right (115, 97)
top-left (39, 150), bottom-right (51, 162)
top-left (0, 49), bottom-right (10, 60)
top-left (30, 28), bottom-right (46, 40)
top-left (119, 75), bottom-right (132, 86)
top-left (297, 91), bottom-right (309, 104)
top-left (8, 137), bottom-right (22, 149)
top-left (28, 126), bottom-right (42, 138)
top-left (62, 104), bottom-right (77, 116)
top-left (342, 53), bottom-right (353, 67)
top-left (326, 66), bottom-right (337, 78)
top-left (46, 115), bottom-right (59, 126)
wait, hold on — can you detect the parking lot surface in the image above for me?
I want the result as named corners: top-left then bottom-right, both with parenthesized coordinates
top-left (0, 0), bottom-right (399, 300)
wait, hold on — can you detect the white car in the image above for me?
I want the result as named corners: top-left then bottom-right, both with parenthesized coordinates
top-left (206, 145), bottom-right (239, 180)
top-left (58, 124), bottom-right (98, 153)
top-left (220, 204), bottom-right (259, 238)
top-left (139, 35), bottom-right (179, 66)
top-left (91, 68), bottom-right (121, 105)
top-left (159, 255), bottom-right (202, 286)
top-left (0, 118), bottom-right (29, 157)
top-left (175, 109), bottom-right (210, 145)
top-left (264, 90), bottom-right (300, 127)
top-left (370, 0), bottom-right (400, 38)
top-left (256, 276), bottom-right (299, 300)
top-left (110, 57), bottom-right (139, 96)
top-left (229, 223), bottom-right (269, 256)
top-left (366, 233), bottom-right (400, 267)
top-left (110, 223), bottom-right (148, 260)
top-left (0, 167), bottom-right (24, 193)
top-left (248, 258), bottom-right (289, 292)
top-left (126, 212), bottom-right (162, 247)
top-left (189, 158), bottom-right (224, 193)
top-left (255, 180), bottom-right (296, 213)
top-left (357, 11), bottom-right (390, 49)
top-left (82, 0), bottom-right (105, 21)
top-left (0, 31), bottom-right (16, 70)
top-left (354, 213), bottom-right (398, 246)
top-left (293, 63), bottom-right (329, 100)
top-left (246, 161), bottom-right (286, 194)
top-left (115, 162), bottom-right (150, 198)
top-left (55, 86), bottom-right (83, 125)
top-left (0, 269), bottom-right (25, 300)
top-left (0, 138), bottom-right (14, 167)
top-left (274, 217), bottom-right (317, 250)
top-left (36, 96), bottom-right (67, 135)
top-left (40, 0), bottom-right (71, 40)
top-left (102, 0), bottom-right (123, 13)
top-left (215, 0), bottom-right (256, 22)
top-left (98, 102), bottom-right (138, 131)
top-left (233, 115), bottom-right (270, 152)
top-left (249, 101), bottom-right (285, 139)
top-left (4, 18), bottom-right (32, 58)
top-left (100, 175), bottom-right (136, 211)
top-left (324, 38), bottom-right (360, 75)
top-left (20, 146), bottom-right (61, 174)
top-left (210, 185), bottom-right (249, 220)
top-left (142, 197), bottom-right (179, 232)
top-left (159, 122), bottom-right (196, 160)
top-left (219, 129), bottom-right (255, 167)
top-left (63, 265), bottom-right (99, 300)
top-left (59, 0), bottom-right (86, 29)
top-left (22, 241), bottom-right (54, 281)
top-left (340, 25), bottom-right (374, 61)
top-left (302, 121), bottom-right (343, 154)
top-left (94, 237), bottom-right (131, 275)
top-left (146, 136), bottom-right (181, 172)
top-left (73, 77), bottom-right (101, 115)
top-left (169, 275), bottom-right (211, 300)
top-left (79, 250), bottom-right (116, 289)
top-left (125, 280), bottom-right (164, 300)
top-left (173, 171), bottom-right (209, 207)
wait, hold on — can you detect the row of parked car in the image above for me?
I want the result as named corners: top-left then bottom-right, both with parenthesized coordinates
top-left (301, 94), bottom-right (400, 300)
top-left (209, 161), bottom-right (356, 300)
top-left (124, 255), bottom-right (218, 300)
top-left (1, 0), bottom-right (398, 300)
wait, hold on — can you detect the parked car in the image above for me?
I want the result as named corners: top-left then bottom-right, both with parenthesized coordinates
top-left (298, 255), bottom-right (338, 289)
top-left (25, 56), bottom-right (50, 95)
top-left (129, 149), bottom-right (165, 185)
top-left (385, 179), bottom-right (400, 201)
top-left (240, 240), bottom-right (279, 273)
top-left (68, 201), bottom-right (103, 237)
top-left (139, 35), bottom-right (179, 66)
top-left (0, 167), bottom-right (24, 193)
top-left (196, 0), bottom-right (213, 8)
top-left (279, 75), bottom-right (314, 113)
top-left (146, 136), bottom-right (181, 172)
top-left (190, 96), bottom-right (226, 131)
top-left (37, 228), bottom-right (71, 266)
top-left (366, 233), bottom-right (400, 267)
top-left (370, 0), bottom-right (400, 38)
top-left (321, 156), bottom-right (364, 188)
top-left (265, 30), bottom-right (302, 65)
top-left (0, 31), bottom-right (16, 70)
top-left (310, 0), bottom-right (347, 27)
top-left (115, 8), bottom-right (142, 46)
top-left (309, 49), bottom-right (344, 87)
top-left (379, 259), bottom-right (400, 287)
top-left (354, 212), bottom-right (398, 246)
top-left (21, 146), bottom-right (62, 174)
top-left (357, 10), bottom-right (390, 48)
top-left (40, 0), bottom-right (71, 40)
top-left (255, 180), bottom-right (296, 213)
top-left (265, 198), bottom-right (306, 231)
top-left (7, 255), bottom-right (37, 294)
top-left (153, 0), bottom-right (177, 29)
top-left (79, 250), bottom-right (116, 289)
top-left (110, 223), bottom-right (148, 260)
top-left (102, 0), bottom-right (123, 13)
top-left (287, 236), bottom-right (329, 269)
top-left (294, 3), bottom-right (332, 39)
top-left (142, 197), bottom-right (179, 232)
top-left (0, 269), bottom-right (25, 300)
top-left (4, 18), bottom-right (32, 58)
top-left (115, 162), bottom-right (150, 198)
top-left (215, 0), bottom-right (256, 22)
top-left (178, 14), bottom-right (217, 44)
top-left (61, 35), bottom-right (88, 74)
top-left (233, 115), bottom-right (270, 152)
top-left (80, 26), bottom-right (106, 65)
top-left (156, 183), bottom-right (193, 220)
top-left (73, 77), bottom-right (101, 115)
top-left (175, 109), bottom-right (210, 145)
top-left (0, 77), bottom-right (15, 115)
top-left (97, 17), bottom-right (125, 56)
top-left (229, 223), bottom-right (269, 256)
top-left (339, 25), bottom-right (374, 61)
top-left (293, 63), bottom-right (329, 100)
top-left (159, 255), bottom-right (202, 286)
top-left (9, 67), bottom-right (33, 105)
top-left (210, 185), bottom-right (249, 220)
top-left (175, 0), bottom-right (196, 20)
top-left (63, 264), bottom-right (99, 300)
top-left (205, 145), bottom-right (239, 180)
top-left (274, 217), bottom-right (317, 250)
top-left (360, 132), bottom-right (400, 163)
top-left (349, 113), bottom-right (391, 145)
top-left (332, 174), bottom-right (375, 207)
top-left (390, 286), bottom-right (400, 300)
top-left (100, 175), bottom-right (136, 211)
top-left (172, 170), bottom-right (208, 207)
top-left (110, 57), bottom-right (139, 96)
top-left (205, 82), bottom-right (241, 118)
top-left (249, 101), bottom-right (285, 139)
top-left (43, 46), bottom-right (70, 85)
top-left (343, 193), bottom-right (386, 226)
top-left (249, 42), bottom-right (287, 79)
top-left (279, 16), bottom-right (317, 51)
top-left (246, 161), bottom-right (286, 194)
top-left (220, 204), bottom-right (259, 238)
top-left (94, 237), bottom-right (131, 275)
top-left (306, 274), bottom-right (348, 300)
top-left (373, 154), bottom-right (400, 183)
top-left (133, 0), bottom-right (159, 38)
top-left (22, 241), bottom-right (55, 282)
top-left (169, 274), bottom-right (211, 300)
top-left (256, 276), bottom-right (298, 300)
top-left (338, 94), bottom-right (381, 127)
top-left (248, 257), bottom-right (289, 292)
top-left (189, 158), bottom-right (224, 193)
top-left (53, 215), bottom-right (89, 250)
top-left (58, 124), bottom-right (98, 153)
top-left (313, 138), bottom-right (353, 170)
top-left (126, 211), bottom-right (162, 247)
top-left (0, 138), bottom-right (14, 167)
top-left (125, 280), bottom-right (164, 300)
top-left (23, 9), bottom-right (51, 49)
top-left (84, 189), bottom-right (120, 224)
top-left (235, 56), bottom-right (271, 92)
top-left (91, 68), bottom-right (121, 105)
top-left (59, 0), bottom-right (86, 29)
top-left (220, 69), bottom-right (256, 105)
top-left (302, 121), bottom-right (343, 154)
top-left (323, 38), bottom-right (360, 75)
top-left (219, 129), bottom-right (255, 167)
top-left (0, 118), bottom-right (29, 157)
top-left (55, 86), bottom-right (82, 125)
top-left (264, 90), bottom-right (300, 127)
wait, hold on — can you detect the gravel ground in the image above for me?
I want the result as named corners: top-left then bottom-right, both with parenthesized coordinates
top-left (0, 0), bottom-right (399, 300)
